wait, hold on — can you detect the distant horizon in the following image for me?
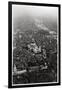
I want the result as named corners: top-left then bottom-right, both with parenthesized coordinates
top-left (12, 4), bottom-right (58, 21)
top-left (12, 4), bottom-right (58, 34)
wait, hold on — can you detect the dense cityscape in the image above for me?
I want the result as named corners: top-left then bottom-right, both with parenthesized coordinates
top-left (12, 17), bottom-right (58, 84)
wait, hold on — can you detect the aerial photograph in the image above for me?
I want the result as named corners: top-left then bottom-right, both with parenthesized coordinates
top-left (12, 4), bottom-right (59, 85)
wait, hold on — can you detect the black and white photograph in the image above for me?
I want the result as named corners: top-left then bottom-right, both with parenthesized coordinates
top-left (8, 2), bottom-right (60, 88)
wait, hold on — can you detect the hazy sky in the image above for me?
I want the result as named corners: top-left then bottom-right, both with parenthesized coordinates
top-left (12, 4), bottom-right (58, 20)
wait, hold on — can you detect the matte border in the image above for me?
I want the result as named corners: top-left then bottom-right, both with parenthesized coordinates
top-left (8, 1), bottom-right (61, 88)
